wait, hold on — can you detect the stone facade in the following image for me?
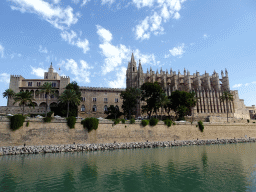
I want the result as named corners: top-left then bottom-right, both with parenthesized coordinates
top-left (78, 87), bottom-right (125, 118)
top-left (7, 63), bottom-right (70, 113)
top-left (126, 53), bottom-right (252, 119)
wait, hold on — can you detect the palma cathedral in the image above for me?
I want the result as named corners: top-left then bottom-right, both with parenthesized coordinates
top-left (126, 53), bottom-right (253, 120)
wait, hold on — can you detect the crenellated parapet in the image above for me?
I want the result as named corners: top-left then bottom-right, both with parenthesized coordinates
top-left (80, 86), bottom-right (126, 92)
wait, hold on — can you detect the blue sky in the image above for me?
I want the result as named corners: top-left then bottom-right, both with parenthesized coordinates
top-left (1, 0), bottom-right (256, 106)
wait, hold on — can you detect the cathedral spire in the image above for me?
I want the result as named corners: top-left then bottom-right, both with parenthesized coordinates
top-left (131, 53), bottom-right (135, 63)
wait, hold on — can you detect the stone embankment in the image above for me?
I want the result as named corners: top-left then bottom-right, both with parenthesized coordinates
top-left (0, 138), bottom-right (255, 156)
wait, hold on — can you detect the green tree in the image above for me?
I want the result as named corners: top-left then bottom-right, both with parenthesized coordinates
top-left (120, 87), bottom-right (141, 119)
top-left (39, 82), bottom-right (55, 117)
top-left (13, 91), bottom-right (34, 116)
top-left (156, 92), bottom-right (170, 120)
top-left (220, 91), bottom-right (234, 122)
top-left (3, 89), bottom-right (15, 106)
top-left (58, 89), bottom-right (80, 118)
top-left (140, 82), bottom-right (164, 119)
top-left (53, 81), bottom-right (81, 117)
top-left (105, 105), bottom-right (122, 119)
top-left (169, 90), bottom-right (197, 120)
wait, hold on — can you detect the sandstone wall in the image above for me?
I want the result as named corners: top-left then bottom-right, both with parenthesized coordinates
top-left (1, 118), bottom-right (256, 147)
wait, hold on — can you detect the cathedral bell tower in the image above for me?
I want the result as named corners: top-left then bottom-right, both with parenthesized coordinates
top-left (126, 53), bottom-right (138, 88)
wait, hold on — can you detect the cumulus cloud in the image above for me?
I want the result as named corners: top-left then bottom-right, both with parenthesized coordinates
top-left (101, 0), bottom-right (115, 5)
top-left (58, 59), bottom-right (93, 83)
top-left (0, 44), bottom-right (4, 58)
top-left (133, 0), bottom-right (187, 40)
top-left (97, 25), bottom-right (158, 76)
top-left (0, 73), bottom-right (10, 84)
top-left (168, 43), bottom-right (185, 57)
top-left (108, 67), bottom-right (127, 88)
top-left (31, 66), bottom-right (48, 78)
top-left (233, 84), bottom-right (243, 88)
top-left (39, 45), bottom-right (48, 54)
top-left (60, 30), bottom-right (90, 53)
top-left (203, 34), bottom-right (208, 39)
top-left (96, 25), bottom-right (113, 42)
top-left (9, 0), bottom-right (80, 30)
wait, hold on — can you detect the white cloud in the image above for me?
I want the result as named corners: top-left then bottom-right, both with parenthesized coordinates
top-left (58, 59), bottom-right (93, 83)
top-left (31, 66), bottom-right (47, 78)
top-left (60, 30), bottom-right (89, 53)
top-left (96, 25), bottom-right (113, 42)
top-left (52, 0), bottom-right (61, 4)
top-left (97, 25), bottom-right (158, 75)
top-left (108, 67), bottom-right (127, 88)
top-left (9, 0), bottom-right (80, 30)
top-left (132, 0), bottom-right (154, 8)
top-left (0, 44), bottom-right (4, 58)
top-left (169, 43), bottom-right (185, 57)
top-left (0, 73), bottom-right (10, 84)
top-left (203, 34), bottom-right (208, 39)
top-left (39, 45), bottom-right (48, 54)
top-left (76, 39), bottom-right (90, 54)
top-left (60, 30), bottom-right (77, 45)
top-left (233, 84), bottom-right (243, 88)
top-left (133, 0), bottom-right (186, 40)
top-left (101, 0), bottom-right (115, 5)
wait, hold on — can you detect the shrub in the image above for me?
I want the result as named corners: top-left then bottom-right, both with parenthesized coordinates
top-left (67, 116), bottom-right (76, 129)
top-left (121, 119), bottom-right (126, 124)
top-left (253, 122), bottom-right (255, 124)
top-left (198, 121), bottom-right (204, 132)
top-left (164, 119), bottom-right (172, 127)
top-left (130, 118), bottom-right (135, 124)
top-left (149, 118), bottom-right (159, 126)
top-left (141, 119), bottom-right (149, 127)
top-left (247, 119), bottom-right (250, 123)
top-left (10, 115), bottom-right (25, 130)
top-left (47, 111), bottom-right (54, 117)
top-left (113, 119), bottom-right (120, 125)
top-left (43, 117), bottom-right (52, 123)
top-left (173, 122), bottom-right (176, 125)
top-left (81, 117), bottom-right (99, 132)
top-left (26, 121), bottom-right (29, 127)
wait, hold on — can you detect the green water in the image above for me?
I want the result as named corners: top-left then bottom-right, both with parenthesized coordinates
top-left (1, 143), bottom-right (256, 192)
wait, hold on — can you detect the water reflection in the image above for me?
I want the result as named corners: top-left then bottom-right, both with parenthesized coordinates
top-left (0, 143), bottom-right (256, 191)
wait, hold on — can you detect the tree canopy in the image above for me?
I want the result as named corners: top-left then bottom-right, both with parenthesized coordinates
top-left (105, 105), bottom-right (122, 119)
top-left (3, 89), bottom-right (15, 106)
top-left (13, 91), bottom-right (34, 116)
top-left (220, 91), bottom-right (233, 122)
top-left (169, 90), bottom-right (197, 120)
top-left (140, 82), bottom-right (164, 118)
top-left (39, 82), bottom-right (56, 116)
top-left (120, 87), bottom-right (141, 119)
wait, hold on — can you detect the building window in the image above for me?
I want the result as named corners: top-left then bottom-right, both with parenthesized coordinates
top-left (52, 83), bottom-right (56, 87)
top-left (104, 105), bottom-right (108, 112)
top-left (81, 97), bottom-right (86, 102)
top-left (28, 82), bottom-right (32, 87)
top-left (104, 98), bottom-right (108, 103)
top-left (92, 105), bottom-right (97, 112)
top-left (93, 98), bottom-right (97, 102)
top-left (37, 82), bottom-right (41, 87)
top-left (45, 94), bottom-right (47, 98)
top-left (81, 105), bottom-right (85, 112)
top-left (115, 98), bottom-right (119, 103)
top-left (51, 94), bottom-right (54, 98)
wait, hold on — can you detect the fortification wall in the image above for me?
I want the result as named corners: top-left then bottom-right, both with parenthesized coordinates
top-left (1, 118), bottom-right (256, 147)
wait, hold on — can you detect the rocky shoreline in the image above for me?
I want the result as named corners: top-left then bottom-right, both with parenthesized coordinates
top-left (0, 138), bottom-right (255, 156)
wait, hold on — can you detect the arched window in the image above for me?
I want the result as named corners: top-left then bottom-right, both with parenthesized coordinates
top-left (81, 105), bottom-right (85, 112)
top-left (104, 105), bottom-right (108, 112)
top-left (92, 105), bottom-right (97, 112)
top-left (115, 105), bottom-right (119, 111)
top-left (133, 67), bottom-right (135, 72)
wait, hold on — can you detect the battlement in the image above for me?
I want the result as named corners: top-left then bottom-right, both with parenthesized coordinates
top-left (80, 86), bottom-right (126, 92)
top-left (10, 75), bottom-right (24, 78)
top-left (60, 76), bottom-right (70, 79)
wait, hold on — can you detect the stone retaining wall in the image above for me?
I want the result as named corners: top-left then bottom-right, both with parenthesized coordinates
top-left (1, 118), bottom-right (256, 147)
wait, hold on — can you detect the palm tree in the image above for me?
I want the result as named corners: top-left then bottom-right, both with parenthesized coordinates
top-left (13, 91), bottom-right (34, 116)
top-left (3, 89), bottom-right (15, 106)
top-left (58, 89), bottom-right (80, 118)
top-left (220, 91), bottom-right (233, 122)
top-left (157, 93), bottom-right (170, 120)
top-left (39, 82), bottom-right (55, 117)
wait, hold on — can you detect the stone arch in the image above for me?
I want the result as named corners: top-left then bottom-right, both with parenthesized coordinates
top-left (39, 102), bottom-right (47, 107)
